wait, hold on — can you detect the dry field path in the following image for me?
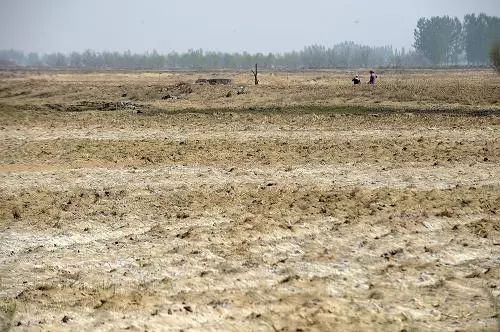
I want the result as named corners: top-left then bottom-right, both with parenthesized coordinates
top-left (0, 70), bottom-right (500, 331)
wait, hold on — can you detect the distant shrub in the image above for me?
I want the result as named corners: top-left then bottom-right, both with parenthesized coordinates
top-left (490, 41), bottom-right (500, 73)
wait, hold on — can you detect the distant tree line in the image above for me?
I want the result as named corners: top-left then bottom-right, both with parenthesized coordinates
top-left (414, 13), bottom-right (500, 66)
top-left (0, 43), bottom-right (419, 70)
top-left (0, 13), bottom-right (498, 70)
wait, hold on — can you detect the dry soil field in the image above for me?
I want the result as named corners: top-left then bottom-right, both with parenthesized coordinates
top-left (0, 69), bottom-right (500, 331)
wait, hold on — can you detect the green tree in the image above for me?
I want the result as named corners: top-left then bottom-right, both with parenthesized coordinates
top-left (69, 52), bottom-right (82, 67)
top-left (464, 14), bottom-right (500, 65)
top-left (27, 52), bottom-right (41, 66)
top-left (490, 41), bottom-right (500, 73)
top-left (44, 52), bottom-right (67, 67)
top-left (414, 16), bottom-right (463, 65)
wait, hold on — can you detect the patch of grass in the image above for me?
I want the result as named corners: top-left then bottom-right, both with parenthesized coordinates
top-left (143, 104), bottom-right (500, 117)
top-left (145, 105), bottom-right (394, 116)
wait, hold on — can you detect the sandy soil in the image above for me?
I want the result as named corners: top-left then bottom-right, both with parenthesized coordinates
top-left (0, 70), bottom-right (500, 331)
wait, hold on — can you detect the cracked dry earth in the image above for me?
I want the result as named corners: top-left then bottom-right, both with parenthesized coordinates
top-left (1, 109), bottom-right (500, 331)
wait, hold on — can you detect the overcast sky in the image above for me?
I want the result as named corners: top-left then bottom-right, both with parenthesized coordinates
top-left (1, 0), bottom-right (499, 54)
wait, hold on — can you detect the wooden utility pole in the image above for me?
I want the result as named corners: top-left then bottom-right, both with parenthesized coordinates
top-left (251, 63), bottom-right (259, 85)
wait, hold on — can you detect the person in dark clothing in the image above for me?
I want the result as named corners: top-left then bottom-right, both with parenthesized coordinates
top-left (352, 74), bottom-right (361, 85)
top-left (369, 70), bottom-right (377, 85)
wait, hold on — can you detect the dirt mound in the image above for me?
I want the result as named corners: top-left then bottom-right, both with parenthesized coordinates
top-left (196, 78), bottom-right (231, 85)
top-left (160, 82), bottom-right (194, 100)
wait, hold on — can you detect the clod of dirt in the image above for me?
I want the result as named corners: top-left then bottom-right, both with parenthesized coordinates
top-left (226, 91), bottom-right (232, 98)
top-left (466, 218), bottom-right (499, 238)
top-left (280, 275), bottom-right (300, 283)
top-left (62, 315), bottom-right (71, 323)
top-left (12, 209), bottom-right (21, 219)
top-left (176, 212), bottom-right (190, 219)
top-left (381, 248), bottom-right (403, 260)
top-left (369, 290), bottom-right (384, 300)
top-left (436, 209), bottom-right (453, 218)
top-left (176, 228), bottom-right (192, 239)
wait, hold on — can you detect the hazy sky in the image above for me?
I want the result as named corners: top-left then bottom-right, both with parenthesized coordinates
top-left (1, 0), bottom-right (499, 54)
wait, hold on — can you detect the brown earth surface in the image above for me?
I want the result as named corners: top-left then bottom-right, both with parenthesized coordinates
top-left (0, 70), bottom-right (500, 331)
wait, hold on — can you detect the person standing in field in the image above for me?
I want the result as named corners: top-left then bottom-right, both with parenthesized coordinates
top-left (352, 74), bottom-right (361, 85)
top-left (368, 70), bottom-right (377, 85)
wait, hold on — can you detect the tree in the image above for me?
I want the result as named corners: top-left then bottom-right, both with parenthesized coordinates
top-left (414, 16), bottom-right (463, 65)
top-left (251, 63), bottom-right (259, 85)
top-left (464, 14), bottom-right (500, 65)
top-left (81, 49), bottom-right (97, 68)
top-left (26, 52), bottom-right (41, 66)
top-left (69, 52), bottom-right (82, 67)
top-left (490, 41), bottom-right (500, 73)
top-left (0, 41), bottom-right (432, 70)
top-left (44, 52), bottom-right (67, 67)
top-left (0, 49), bottom-right (25, 65)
